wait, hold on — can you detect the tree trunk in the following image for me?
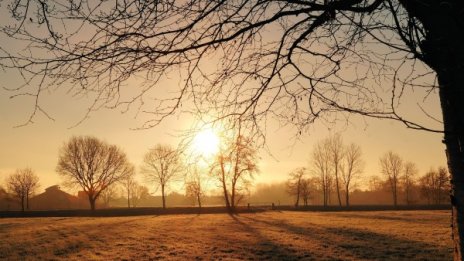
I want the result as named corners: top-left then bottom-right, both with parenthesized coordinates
top-left (438, 188), bottom-right (442, 205)
top-left (197, 195), bottom-right (202, 209)
top-left (401, 1), bottom-right (464, 258)
top-left (220, 159), bottom-right (231, 211)
top-left (322, 177), bottom-right (327, 207)
top-left (334, 169), bottom-right (342, 206)
top-left (21, 195), bottom-right (25, 212)
top-left (390, 177), bottom-right (398, 207)
top-left (26, 193), bottom-right (29, 210)
top-left (438, 66), bottom-right (464, 261)
top-left (295, 184), bottom-right (300, 207)
top-left (324, 182), bottom-right (328, 207)
top-left (221, 177), bottom-right (231, 211)
top-left (439, 71), bottom-right (464, 261)
top-left (161, 185), bottom-right (166, 209)
top-left (231, 180), bottom-right (236, 211)
top-left (345, 186), bottom-right (350, 207)
top-left (89, 197), bottom-right (96, 211)
top-left (127, 189), bottom-right (130, 208)
top-left (405, 187), bottom-right (410, 205)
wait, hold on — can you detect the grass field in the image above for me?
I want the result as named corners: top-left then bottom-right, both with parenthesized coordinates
top-left (0, 210), bottom-right (452, 260)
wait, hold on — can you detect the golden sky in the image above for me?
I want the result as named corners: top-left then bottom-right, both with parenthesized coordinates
top-left (0, 5), bottom-right (448, 195)
top-left (0, 84), bottom-right (446, 194)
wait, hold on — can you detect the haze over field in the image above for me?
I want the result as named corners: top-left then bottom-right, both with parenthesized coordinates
top-left (0, 92), bottom-right (446, 193)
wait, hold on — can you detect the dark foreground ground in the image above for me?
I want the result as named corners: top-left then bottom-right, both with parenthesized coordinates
top-left (0, 210), bottom-right (452, 260)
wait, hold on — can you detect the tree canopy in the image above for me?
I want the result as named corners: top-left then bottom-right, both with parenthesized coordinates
top-left (57, 136), bottom-right (134, 210)
top-left (0, 0), bottom-right (443, 133)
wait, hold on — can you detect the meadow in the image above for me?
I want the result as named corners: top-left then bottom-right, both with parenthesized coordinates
top-left (0, 210), bottom-right (452, 260)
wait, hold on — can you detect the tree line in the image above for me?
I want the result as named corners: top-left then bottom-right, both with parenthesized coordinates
top-left (3, 133), bottom-right (449, 212)
top-left (286, 134), bottom-right (450, 207)
top-left (2, 130), bottom-right (258, 212)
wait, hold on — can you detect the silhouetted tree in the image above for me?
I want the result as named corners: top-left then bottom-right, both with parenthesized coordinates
top-left (185, 166), bottom-right (205, 208)
top-left (341, 143), bottom-right (364, 207)
top-left (380, 151), bottom-right (403, 207)
top-left (131, 185), bottom-right (150, 207)
top-left (368, 176), bottom-right (385, 193)
top-left (230, 135), bottom-right (257, 209)
top-left (300, 178), bottom-right (312, 206)
top-left (185, 181), bottom-right (203, 208)
top-left (286, 167), bottom-right (307, 207)
top-left (100, 184), bottom-right (118, 208)
top-left (6, 168), bottom-right (39, 211)
top-left (436, 167), bottom-right (451, 205)
top-left (419, 167), bottom-right (450, 205)
top-left (6, 174), bottom-right (25, 211)
top-left (142, 144), bottom-right (183, 209)
top-left (328, 134), bottom-right (344, 206)
top-left (402, 161), bottom-right (418, 205)
top-left (120, 170), bottom-right (136, 208)
top-left (57, 136), bottom-right (134, 210)
top-left (312, 138), bottom-right (332, 207)
top-left (3, 1), bottom-right (464, 257)
top-left (211, 130), bottom-right (258, 212)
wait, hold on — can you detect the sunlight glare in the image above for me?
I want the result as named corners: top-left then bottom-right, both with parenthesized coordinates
top-left (193, 128), bottom-right (220, 157)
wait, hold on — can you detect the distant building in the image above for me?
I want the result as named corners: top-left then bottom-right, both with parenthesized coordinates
top-left (30, 185), bottom-right (87, 210)
top-left (0, 187), bottom-right (19, 211)
top-left (77, 190), bottom-right (92, 209)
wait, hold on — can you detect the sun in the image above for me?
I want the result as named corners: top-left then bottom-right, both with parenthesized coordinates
top-left (193, 128), bottom-right (220, 157)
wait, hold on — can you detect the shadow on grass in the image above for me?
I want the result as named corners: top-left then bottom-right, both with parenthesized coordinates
top-left (228, 214), bottom-right (311, 260)
top-left (239, 215), bottom-right (451, 260)
top-left (327, 212), bottom-right (448, 225)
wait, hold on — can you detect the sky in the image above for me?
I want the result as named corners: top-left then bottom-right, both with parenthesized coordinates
top-left (0, 83), bottom-right (447, 194)
top-left (0, 4), bottom-right (448, 196)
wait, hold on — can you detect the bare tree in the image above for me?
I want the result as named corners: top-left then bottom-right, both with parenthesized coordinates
top-left (213, 153), bottom-right (232, 210)
top-left (211, 131), bottom-right (258, 212)
top-left (100, 184), bottom-right (118, 208)
top-left (3, 0), bottom-right (464, 257)
top-left (312, 136), bottom-right (363, 207)
top-left (328, 134), bottom-right (344, 206)
top-left (368, 176), bottom-right (386, 193)
top-left (185, 180), bottom-right (203, 208)
top-left (437, 167), bottom-right (451, 205)
top-left (142, 144), bottom-right (183, 209)
top-left (419, 169), bottom-right (438, 205)
top-left (286, 167), bottom-right (307, 207)
top-left (120, 170), bottom-right (136, 208)
top-left (131, 185), bottom-right (150, 207)
top-left (311, 139), bottom-right (332, 207)
top-left (185, 165), bottom-right (205, 208)
top-left (6, 168), bottom-right (39, 211)
top-left (229, 135), bottom-right (258, 209)
top-left (341, 143), bottom-right (364, 207)
top-left (402, 161), bottom-right (418, 205)
top-left (6, 174), bottom-right (25, 211)
top-left (379, 151), bottom-right (403, 207)
top-left (57, 136), bottom-right (134, 210)
top-left (300, 178), bottom-right (312, 206)
top-left (421, 167), bottom-right (451, 205)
